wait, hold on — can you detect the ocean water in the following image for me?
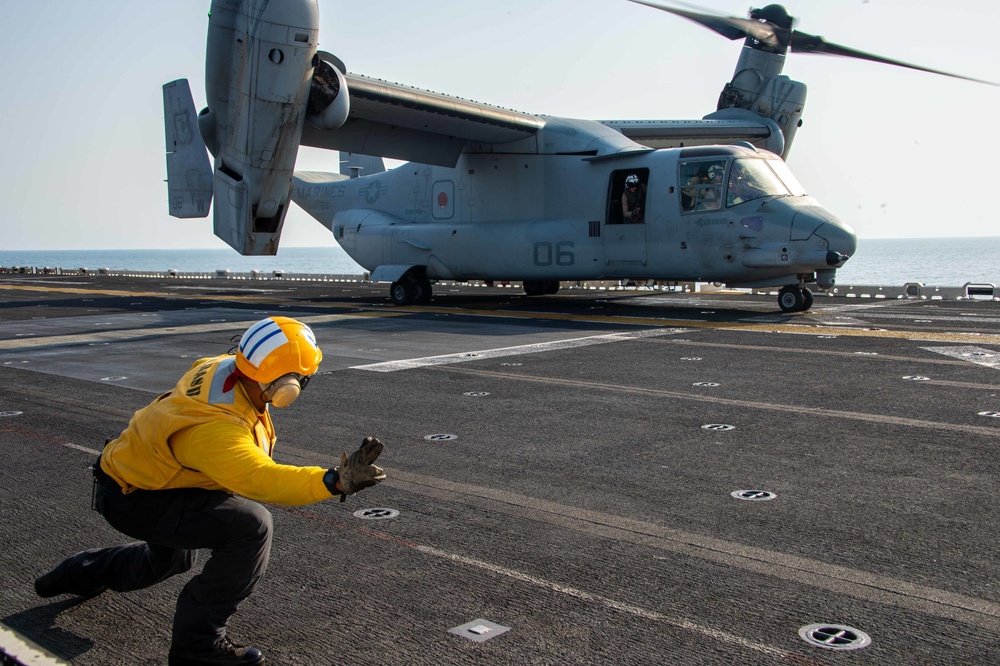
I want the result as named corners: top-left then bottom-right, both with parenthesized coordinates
top-left (836, 237), bottom-right (1000, 287)
top-left (1, 238), bottom-right (998, 287)
top-left (0, 246), bottom-right (365, 277)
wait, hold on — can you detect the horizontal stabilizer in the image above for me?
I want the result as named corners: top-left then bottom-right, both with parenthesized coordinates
top-left (340, 152), bottom-right (386, 178)
top-left (163, 79), bottom-right (213, 218)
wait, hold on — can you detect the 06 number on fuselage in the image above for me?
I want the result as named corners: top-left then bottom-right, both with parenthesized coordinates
top-left (533, 241), bottom-right (575, 267)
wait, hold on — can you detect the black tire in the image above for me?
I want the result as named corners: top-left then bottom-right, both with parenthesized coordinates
top-left (544, 280), bottom-right (560, 295)
top-left (415, 278), bottom-right (433, 304)
top-left (801, 287), bottom-right (814, 311)
top-left (390, 281), bottom-right (413, 306)
top-left (523, 280), bottom-right (545, 296)
top-left (777, 286), bottom-right (805, 313)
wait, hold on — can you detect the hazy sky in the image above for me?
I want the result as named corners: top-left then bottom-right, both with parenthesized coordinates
top-left (2, 0), bottom-right (998, 251)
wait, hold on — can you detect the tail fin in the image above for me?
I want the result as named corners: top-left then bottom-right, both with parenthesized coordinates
top-left (339, 152), bottom-right (385, 178)
top-left (163, 79), bottom-right (213, 218)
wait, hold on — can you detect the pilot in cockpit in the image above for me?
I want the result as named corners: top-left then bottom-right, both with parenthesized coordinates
top-left (727, 167), bottom-right (763, 206)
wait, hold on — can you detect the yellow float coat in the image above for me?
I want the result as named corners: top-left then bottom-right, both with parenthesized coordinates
top-left (101, 355), bottom-right (333, 506)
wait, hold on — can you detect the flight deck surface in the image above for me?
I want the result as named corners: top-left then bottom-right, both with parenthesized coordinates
top-left (1, 274), bottom-right (998, 665)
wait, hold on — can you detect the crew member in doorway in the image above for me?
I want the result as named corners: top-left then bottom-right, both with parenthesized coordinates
top-left (621, 173), bottom-right (646, 223)
top-left (34, 316), bottom-right (386, 666)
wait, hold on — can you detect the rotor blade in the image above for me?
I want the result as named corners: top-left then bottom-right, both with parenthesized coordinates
top-left (790, 31), bottom-right (1000, 87)
top-left (627, 0), bottom-right (783, 49)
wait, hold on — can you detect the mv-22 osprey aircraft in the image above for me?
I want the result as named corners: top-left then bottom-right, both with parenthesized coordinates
top-left (164, 0), bottom-right (995, 311)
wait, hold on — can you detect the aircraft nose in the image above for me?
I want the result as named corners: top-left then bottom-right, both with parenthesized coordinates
top-left (817, 215), bottom-right (857, 265)
top-left (794, 206), bottom-right (857, 264)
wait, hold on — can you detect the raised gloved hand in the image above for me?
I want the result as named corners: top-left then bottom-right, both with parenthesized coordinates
top-left (336, 437), bottom-right (386, 501)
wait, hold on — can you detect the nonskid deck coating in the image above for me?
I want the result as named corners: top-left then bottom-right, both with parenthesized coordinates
top-left (1, 274), bottom-right (999, 665)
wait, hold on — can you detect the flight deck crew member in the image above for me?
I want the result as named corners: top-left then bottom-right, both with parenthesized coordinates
top-left (621, 173), bottom-right (646, 223)
top-left (34, 316), bottom-right (386, 666)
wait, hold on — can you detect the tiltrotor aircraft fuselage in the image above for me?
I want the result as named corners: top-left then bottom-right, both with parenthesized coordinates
top-left (293, 133), bottom-right (852, 313)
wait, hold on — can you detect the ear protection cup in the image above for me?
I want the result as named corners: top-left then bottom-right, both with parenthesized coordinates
top-left (260, 375), bottom-right (301, 408)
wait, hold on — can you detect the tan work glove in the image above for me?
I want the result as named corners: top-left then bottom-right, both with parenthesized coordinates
top-left (336, 437), bottom-right (386, 501)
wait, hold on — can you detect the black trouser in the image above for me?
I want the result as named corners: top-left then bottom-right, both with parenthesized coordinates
top-left (54, 468), bottom-right (273, 651)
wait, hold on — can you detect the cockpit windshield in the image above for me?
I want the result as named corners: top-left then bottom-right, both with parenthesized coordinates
top-left (765, 158), bottom-right (807, 196)
top-left (727, 158), bottom-right (806, 207)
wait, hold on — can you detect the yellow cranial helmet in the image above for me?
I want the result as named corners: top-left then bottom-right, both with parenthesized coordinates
top-left (235, 316), bottom-right (322, 384)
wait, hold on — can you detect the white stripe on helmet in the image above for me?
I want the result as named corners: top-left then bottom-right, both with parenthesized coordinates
top-left (239, 319), bottom-right (289, 369)
top-left (301, 325), bottom-right (317, 348)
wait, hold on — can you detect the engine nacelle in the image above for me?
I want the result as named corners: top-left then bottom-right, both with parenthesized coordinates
top-left (306, 55), bottom-right (350, 130)
top-left (715, 33), bottom-right (807, 159)
top-left (202, 0), bottom-right (320, 255)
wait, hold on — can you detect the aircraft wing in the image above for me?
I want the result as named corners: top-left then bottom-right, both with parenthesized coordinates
top-left (600, 116), bottom-right (785, 155)
top-left (301, 72), bottom-right (785, 165)
top-left (301, 73), bottom-right (546, 167)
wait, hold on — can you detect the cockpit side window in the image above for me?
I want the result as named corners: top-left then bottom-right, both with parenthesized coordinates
top-left (679, 159), bottom-right (726, 213)
top-left (727, 158), bottom-right (801, 207)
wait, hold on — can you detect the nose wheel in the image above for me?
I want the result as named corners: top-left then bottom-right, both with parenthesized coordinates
top-left (777, 285), bottom-right (813, 313)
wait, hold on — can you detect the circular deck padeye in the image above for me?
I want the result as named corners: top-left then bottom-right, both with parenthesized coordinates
top-left (702, 424), bottom-right (735, 431)
top-left (798, 624), bottom-right (871, 650)
top-left (731, 490), bottom-right (777, 501)
top-left (424, 434), bottom-right (459, 441)
top-left (353, 508), bottom-right (399, 520)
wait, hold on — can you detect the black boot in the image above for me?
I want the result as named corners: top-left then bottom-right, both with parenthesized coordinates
top-left (168, 637), bottom-right (264, 665)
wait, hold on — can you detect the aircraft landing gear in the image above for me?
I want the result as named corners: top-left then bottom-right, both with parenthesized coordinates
top-left (389, 276), bottom-right (432, 305)
top-left (777, 285), bottom-right (813, 313)
top-left (523, 280), bottom-right (560, 296)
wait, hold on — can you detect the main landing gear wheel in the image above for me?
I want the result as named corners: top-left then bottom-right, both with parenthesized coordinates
top-left (389, 278), bottom-right (433, 306)
top-left (416, 278), bottom-right (433, 304)
top-left (523, 280), bottom-right (560, 296)
top-left (390, 280), bottom-right (414, 306)
top-left (777, 285), bottom-right (813, 313)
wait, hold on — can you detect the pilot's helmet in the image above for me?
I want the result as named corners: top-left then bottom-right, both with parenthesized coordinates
top-left (625, 174), bottom-right (640, 187)
top-left (706, 164), bottom-right (724, 183)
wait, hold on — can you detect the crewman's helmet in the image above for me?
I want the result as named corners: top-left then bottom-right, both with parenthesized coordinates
top-left (625, 174), bottom-right (640, 187)
top-left (236, 317), bottom-right (322, 407)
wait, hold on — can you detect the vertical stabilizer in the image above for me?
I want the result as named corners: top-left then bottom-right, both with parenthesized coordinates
top-left (163, 79), bottom-right (213, 218)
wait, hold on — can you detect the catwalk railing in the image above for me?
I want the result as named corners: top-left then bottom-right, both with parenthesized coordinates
top-left (1, 266), bottom-right (995, 301)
